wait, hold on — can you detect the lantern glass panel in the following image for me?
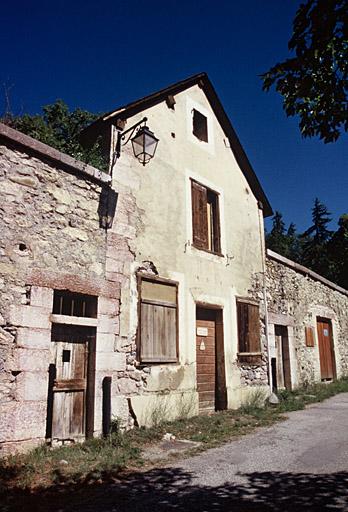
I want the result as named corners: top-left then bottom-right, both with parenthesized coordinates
top-left (132, 136), bottom-right (144, 157)
top-left (131, 127), bottom-right (158, 163)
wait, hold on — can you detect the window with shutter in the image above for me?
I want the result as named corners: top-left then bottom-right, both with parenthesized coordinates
top-left (237, 300), bottom-right (261, 354)
top-left (138, 276), bottom-right (178, 363)
top-left (191, 179), bottom-right (221, 254)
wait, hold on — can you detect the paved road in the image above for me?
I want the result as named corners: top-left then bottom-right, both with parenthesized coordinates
top-left (17, 394), bottom-right (348, 511)
top-left (77, 393), bottom-right (348, 512)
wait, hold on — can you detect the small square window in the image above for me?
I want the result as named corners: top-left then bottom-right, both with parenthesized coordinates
top-left (62, 349), bottom-right (71, 363)
top-left (53, 291), bottom-right (97, 318)
top-left (192, 109), bottom-right (208, 142)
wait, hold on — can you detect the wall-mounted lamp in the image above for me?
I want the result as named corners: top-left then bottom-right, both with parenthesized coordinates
top-left (114, 117), bottom-right (159, 167)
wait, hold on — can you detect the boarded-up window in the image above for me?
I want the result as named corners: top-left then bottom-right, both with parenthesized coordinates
top-left (139, 277), bottom-right (178, 363)
top-left (237, 300), bottom-right (260, 353)
top-left (192, 109), bottom-right (208, 142)
top-left (305, 326), bottom-right (315, 347)
top-left (191, 180), bottom-right (221, 254)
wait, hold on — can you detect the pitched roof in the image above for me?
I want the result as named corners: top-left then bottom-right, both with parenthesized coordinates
top-left (82, 72), bottom-right (272, 216)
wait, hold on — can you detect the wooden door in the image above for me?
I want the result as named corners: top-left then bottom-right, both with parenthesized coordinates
top-left (275, 325), bottom-right (292, 390)
top-left (196, 311), bottom-right (216, 413)
top-left (196, 308), bottom-right (226, 414)
top-left (50, 325), bottom-right (92, 442)
top-left (317, 318), bottom-right (336, 380)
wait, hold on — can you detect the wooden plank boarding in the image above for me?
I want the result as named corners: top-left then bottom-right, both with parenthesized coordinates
top-left (50, 325), bottom-right (95, 443)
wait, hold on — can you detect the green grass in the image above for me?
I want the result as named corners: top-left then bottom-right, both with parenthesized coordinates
top-left (2, 377), bottom-right (348, 492)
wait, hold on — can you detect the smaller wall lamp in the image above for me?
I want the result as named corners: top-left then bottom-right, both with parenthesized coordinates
top-left (114, 117), bottom-right (159, 167)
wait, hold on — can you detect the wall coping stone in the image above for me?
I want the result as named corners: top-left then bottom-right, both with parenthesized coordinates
top-left (267, 249), bottom-right (348, 297)
top-left (0, 122), bottom-right (111, 185)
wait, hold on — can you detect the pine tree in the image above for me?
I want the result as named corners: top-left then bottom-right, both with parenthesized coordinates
top-left (266, 212), bottom-right (301, 259)
top-left (286, 222), bottom-right (303, 262)
top-left (327, 214), bottom-right (348, 288)
top-left (266, 211), bottom-right (288, 255)
top-left (301, 198), bottom-right (332, 276)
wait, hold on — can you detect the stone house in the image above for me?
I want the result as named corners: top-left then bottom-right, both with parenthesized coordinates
top-left (1, 73), bottom-right (347, 454)
top-left (81, 73), bottom-right (274, 425)
top-left (0, 123), bottom-right (138, 454)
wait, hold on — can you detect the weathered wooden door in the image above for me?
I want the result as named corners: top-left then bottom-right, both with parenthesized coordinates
top-left (317, 318), bottom-right (336, 380)
top-left (196, 308), bottom-right (226, 414)
top-left (49, 325), bottom-right (95, 442)
top-left (274, 325), bottom-right (292, 390)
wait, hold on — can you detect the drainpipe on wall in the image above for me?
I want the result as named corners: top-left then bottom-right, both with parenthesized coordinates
top-left (258, 203), bottom-right (273, 393)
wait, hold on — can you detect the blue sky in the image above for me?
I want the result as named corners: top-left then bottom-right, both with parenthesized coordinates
top-left (2, 0), bottom-right (347, 232)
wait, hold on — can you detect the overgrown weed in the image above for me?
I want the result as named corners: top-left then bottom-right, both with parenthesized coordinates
top-left (2, 378), bottom-right (348, 492)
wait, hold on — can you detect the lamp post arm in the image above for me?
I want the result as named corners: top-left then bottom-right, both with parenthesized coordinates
top-left (114, 117), bottom-right (148, 160)
top-left (121, 117), bottom-right (148, 138)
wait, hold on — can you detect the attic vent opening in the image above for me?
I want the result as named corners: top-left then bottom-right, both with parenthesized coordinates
top-left (192, 109), bottom-right (208, 142)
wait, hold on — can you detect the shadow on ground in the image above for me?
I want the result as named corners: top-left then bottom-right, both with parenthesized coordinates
top-left (2, 467), bottom-right (348, 511)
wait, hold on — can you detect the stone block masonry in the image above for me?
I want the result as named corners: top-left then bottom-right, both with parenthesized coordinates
top-left (251, 250), bottom-right (348, 389)
top-left (0, 124), bottom-right (138, 454)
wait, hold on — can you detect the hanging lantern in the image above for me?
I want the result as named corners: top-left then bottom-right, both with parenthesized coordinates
top-left (131, 126), bottom-right (159, 166)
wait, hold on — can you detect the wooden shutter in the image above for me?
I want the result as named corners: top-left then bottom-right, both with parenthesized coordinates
top-left (212, 194), bottom-right (221, 253)
top-left (237, 301), bottom-right (260, 353)
top-left (237, 302), bottom-right (249, 352)
top-left (139, 279), bottom-right (178, 363)
top-left (191, 180), bottom-right (208, 249)
top-left (305, 326), bottom-right (315, 347)
top-left (248, 304), bottom-right (260, 352)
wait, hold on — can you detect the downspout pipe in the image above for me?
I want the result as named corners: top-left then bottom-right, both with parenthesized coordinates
top-left (258, 203), bottom-right (273, 393)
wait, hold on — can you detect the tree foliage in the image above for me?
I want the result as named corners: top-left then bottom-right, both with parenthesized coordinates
top-left (327, 214), bottom-right (348, 288)
top-left (262, 0), bottom-right (348, 142)
top-left (266, 199), bottom-right (348, 289)
top-left (1, 100), bottom-right (108, 170)
top-left (301, 198), bottom-right (333, 275)
top-left (266, 212), bottom-right (303, 262)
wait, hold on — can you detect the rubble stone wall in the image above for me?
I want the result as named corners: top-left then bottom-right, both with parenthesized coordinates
top-left (0, 135), bottom-right (137, 454)
top-left (262, 252), bottom-right (348, 387)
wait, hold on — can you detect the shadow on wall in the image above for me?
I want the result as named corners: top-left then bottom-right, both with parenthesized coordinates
top-left (2, 466), bottom-right (348, 511)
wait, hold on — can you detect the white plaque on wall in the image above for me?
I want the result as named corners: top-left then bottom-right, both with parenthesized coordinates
top-left (197, 327), bottom-right (208, 336)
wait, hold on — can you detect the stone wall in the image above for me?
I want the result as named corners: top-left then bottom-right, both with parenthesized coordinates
top-left (0, 126), bottom-right (138, 454)
top-left (259, 251), bottom-right (348, 387)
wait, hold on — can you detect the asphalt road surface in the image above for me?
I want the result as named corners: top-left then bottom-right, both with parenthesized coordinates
top-left (18, 393), bottom-right (348, 511)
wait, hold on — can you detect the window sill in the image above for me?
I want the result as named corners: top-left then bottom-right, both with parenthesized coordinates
top-left (237, 352), bottom-right (263, 364)
top-left (137, 359), bottom-right (179, 367)
top-left (192, 244), bottom-right (224, 258)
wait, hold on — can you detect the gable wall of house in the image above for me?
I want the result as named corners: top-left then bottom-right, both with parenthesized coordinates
top-left (108, 85), bottom-right (270, 422)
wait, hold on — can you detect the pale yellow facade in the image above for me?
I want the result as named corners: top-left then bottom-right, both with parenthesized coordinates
top-left (109, 84), bottom-right (268, 424)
